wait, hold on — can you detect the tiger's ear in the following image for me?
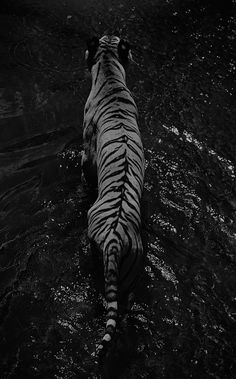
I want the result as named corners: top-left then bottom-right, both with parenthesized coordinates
top-left (85, 37), bottom-right (99, 70)
top-left (118, 39), bottom-right (132, 67)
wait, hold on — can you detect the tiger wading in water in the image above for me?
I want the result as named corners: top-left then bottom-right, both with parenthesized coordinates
top-left (81, 35), bottom-right (145, 354)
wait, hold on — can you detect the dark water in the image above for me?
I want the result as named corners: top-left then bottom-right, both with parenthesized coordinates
top-left (0, 0), bottom-right (236, 378)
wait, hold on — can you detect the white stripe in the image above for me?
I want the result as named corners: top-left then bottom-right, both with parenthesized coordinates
top-left (107, 301), bottom-right (117, 309)
top-left (102, 333), bottom-right (112, 342)
top-left (106, 319), bottom-right (116, 328)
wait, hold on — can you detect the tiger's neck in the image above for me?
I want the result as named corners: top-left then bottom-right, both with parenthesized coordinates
top-left (91, 59), bottom-right (126, 91)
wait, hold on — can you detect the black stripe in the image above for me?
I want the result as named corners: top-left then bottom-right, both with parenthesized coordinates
top-left (100, 150), bottom-right (126, 171)
top-left (100, 167), bottom-right (125, 182)
top-left (94, 62), bottom-right (101, 85)
top-left (96, 87), bottom-right (126, 107)
top-left (105, 325), bottom-right (115, 335)
top-left (106, 291), bottom-right (117, 301)
top-left (94, 79), bottom-right (108, 97)
top-left (106, 311), bottom-right (117, 320)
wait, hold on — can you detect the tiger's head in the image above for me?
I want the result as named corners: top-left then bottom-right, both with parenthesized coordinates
top-left (85, 35), bottom-right (132, 71)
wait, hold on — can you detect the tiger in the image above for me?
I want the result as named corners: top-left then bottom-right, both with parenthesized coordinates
top-left (81, 35), bottom-right (145, 354)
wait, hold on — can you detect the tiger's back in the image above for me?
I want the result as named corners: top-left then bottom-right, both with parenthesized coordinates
top-left (82, 35), bottom-right (145, 353)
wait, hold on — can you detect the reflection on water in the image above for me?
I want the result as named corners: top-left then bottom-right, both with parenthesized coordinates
top-left (0, 0), bottom-right (235, 378)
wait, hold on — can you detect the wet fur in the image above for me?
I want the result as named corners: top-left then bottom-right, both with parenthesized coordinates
top-left (82, 35), bottom-right (145, 354)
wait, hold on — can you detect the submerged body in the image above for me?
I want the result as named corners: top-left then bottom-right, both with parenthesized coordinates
top-left (82, 35), bottom-right (145, 352)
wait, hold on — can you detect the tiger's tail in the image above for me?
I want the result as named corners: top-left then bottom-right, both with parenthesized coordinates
top-left (96, 244), bottom-right (119, 355)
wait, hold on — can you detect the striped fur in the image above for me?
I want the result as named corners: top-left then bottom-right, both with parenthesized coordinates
top-left (82, 35), bottom-right (145, 353)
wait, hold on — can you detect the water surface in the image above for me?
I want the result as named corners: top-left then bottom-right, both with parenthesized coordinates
top-left (0, 1), bottom-right (235, 378)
